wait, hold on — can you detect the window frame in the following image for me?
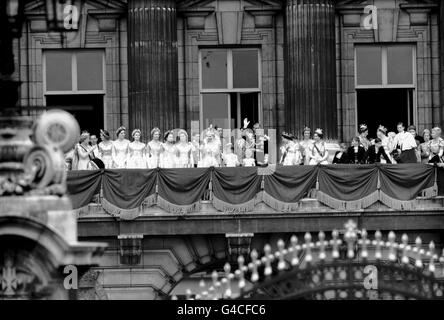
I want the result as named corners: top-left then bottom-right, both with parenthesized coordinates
top-left (354, 44), bottom-right (416, 89)
top-left (354, 44), bottom-right (418, 132)
top-left (43, 49), bottom-right (106, 95)
top-left (199, 48), bottom-right (262, 131)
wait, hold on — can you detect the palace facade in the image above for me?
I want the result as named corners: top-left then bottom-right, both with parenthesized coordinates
top-left (8, 0), bottom-right (444, 300)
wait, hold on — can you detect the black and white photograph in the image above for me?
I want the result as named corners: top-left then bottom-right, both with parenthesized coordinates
top-left (1, 0), bottom-right (444, 310)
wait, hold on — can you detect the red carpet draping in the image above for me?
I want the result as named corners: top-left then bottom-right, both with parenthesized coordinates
top-left (66, 164), bottom-right (440, 219)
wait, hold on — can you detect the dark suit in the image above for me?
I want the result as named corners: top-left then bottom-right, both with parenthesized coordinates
top-left (365, 145), bottom-right (392, 164)
top-left (347, 146), bottom-right (366, 164)
top-left (333, 151), bottom-right (349, 164)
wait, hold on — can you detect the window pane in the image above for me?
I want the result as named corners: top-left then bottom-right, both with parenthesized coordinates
top-left (202, 94), bottom-right (229, 129)
top-left (77, 51), bottom-right (104, 90)
top-left (387, 46), bottom-right (413, 85)
top-left (233, 50), bottom-right (258, 88)
top-left (45, 51), bottom-right (72, 91)
top-left (201, 50), bottom-right (227, 89)
top-left (356, 46), bottom-right (382, 86)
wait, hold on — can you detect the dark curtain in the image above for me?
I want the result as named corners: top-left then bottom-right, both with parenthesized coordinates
top-left (212, 167), bottom-right (262, 205)
top-left (67, 170), bottom-right (102, 209)
top-left (318, 165), bottom-right (379, 201)
top-left (102, 169), bottom-right (157, 209)
top-left (378, 164), bottom-right (435, 200)
top-left (264, 166), bottom-right (318, 203)
top-left (157, 168), bottom-right (210, 206)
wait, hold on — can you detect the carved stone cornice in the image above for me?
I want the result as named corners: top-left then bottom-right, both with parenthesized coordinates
top-left (178, 7), bottom-right (215, 29)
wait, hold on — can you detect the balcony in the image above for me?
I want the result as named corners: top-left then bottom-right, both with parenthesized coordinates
top-left (69, 164), bottom-right (444, 237)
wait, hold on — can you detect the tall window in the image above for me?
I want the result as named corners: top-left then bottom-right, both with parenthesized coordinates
top-left (44, 50), bottom-right (105, 94)
top-left (199, 48), bottom-right (261, 131)
top-left (354, 44), bottom-right (416, 135)
top-left (43, 50), bottom-right (105, 133)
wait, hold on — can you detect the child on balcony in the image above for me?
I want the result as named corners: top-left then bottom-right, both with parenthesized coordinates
top-left (243, 149), bottom-right (256, 167)
top-left (222, 143), bottom-right (240, 167)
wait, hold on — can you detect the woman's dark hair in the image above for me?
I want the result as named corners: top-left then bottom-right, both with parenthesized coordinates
top-left (374, 138), bottom-right (382, 144)
top-left (164, 130), bottom-right (174, 142)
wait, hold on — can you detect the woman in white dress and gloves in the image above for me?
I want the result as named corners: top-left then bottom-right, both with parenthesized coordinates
top-left (126, 129), bottom-right (147, 169)
top-left (199, 128), bottom-right (221, 167)
top-left (176, 129), bottom-right (194, 168)
top-left (308, 129), bottom-right (329, 165)
top-left (112, 126), bottom-right (130, 168)
top-left (98, 129), bottom-right (113, 169)
top-left (160, 130), bottom-right (178, 168)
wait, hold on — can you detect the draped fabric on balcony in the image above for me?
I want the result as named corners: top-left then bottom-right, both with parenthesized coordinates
top-left (378, 164), bottom-right (436, 210)
top-left (263, 166), bottom-right (318, 212)
top-left (67, 169), bottom-right (102, 209)
top-left (211, 167), bottom-right (262, 213)
top-left (101, 169), bottom-right (157, 220)
top-left (157, 168), bottom-right (211, 214)
top-left (67, 164), bottom-right (440, 220)
top-left (317, 165), bottom-right (380, 210)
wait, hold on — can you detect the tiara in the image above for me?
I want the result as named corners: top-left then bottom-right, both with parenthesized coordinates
top-left (303, 126), bottom-right (311, 132)
top-left (315, 128), bottom-right (323, 135)
top-left (377, 125), bottom-right (387, 133)
top-left (359, 124), bottom-right (368, 130)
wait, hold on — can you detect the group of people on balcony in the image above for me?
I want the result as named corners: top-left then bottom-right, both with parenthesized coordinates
top-left (330, 123), bottom-right (444, 165)
top-left (65, 119), bottom-right (443, 171)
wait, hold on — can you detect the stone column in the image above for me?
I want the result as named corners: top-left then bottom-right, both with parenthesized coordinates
top-left (127, 0), bottom-right (179, 136)
top-left (284, 0), bottom-right (337, 139)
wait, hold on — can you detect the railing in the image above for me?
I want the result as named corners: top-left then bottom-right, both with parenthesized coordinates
top-left (67, 164), bottom-right (444, 220)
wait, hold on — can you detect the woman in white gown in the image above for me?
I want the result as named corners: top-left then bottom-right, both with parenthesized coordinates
top-left (112, 126), bottom-right (130, 169)
top-left (73, 132), bottom-right (94, 170)
top-left (308, 129), bottom-right (329, 165)
top-left (98, 129), bottom-right (113, 169)
top-left (160, 130), bottom-right (178, 168)
top-left (200, 128), bottom-right (221, 167)
top-left (127, 129), bottom-right (147, 169)
top-left (279, 132), bottom-right (302, 166)
top-left (300, 127), bottom-right (314, 165)
top-left (176, 129), bottom-right (194, 168)
top-left (146, 128), bottom-right (162, 169)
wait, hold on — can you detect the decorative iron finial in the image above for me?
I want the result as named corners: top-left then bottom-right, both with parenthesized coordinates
top-left (223, 263), bottom-right (232, 298)
top-left (360, 229), bottom-right (369, 260)
top-left (401, 234), bottom-right (409, 264)
top-left (428, 241), bottom-right (436, 274)
top-left (304, 233), bottom-right (313, 263)
top-left (237, 256), bottom-right (246, 289)
top-left (263, 244), bottom-right (273, 276)
top-left (374, 231), bottom-right (382, 260)
top-left (415, 237), bottom-right (423, 268)
top-left (290, 235), bottom-right (299, 266)
top-left (277, 239), bottom-right (287, 270)
top-left (344, 220), bottom-right (358, 259)
top-left (331, 230), bottom-right (340, 259)
top-left (250, 250), bottom-right (259, 282)
top-left (388, 231), bottom-right (397, 262)
top-left (318, 231), bottom-right (326, 261)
